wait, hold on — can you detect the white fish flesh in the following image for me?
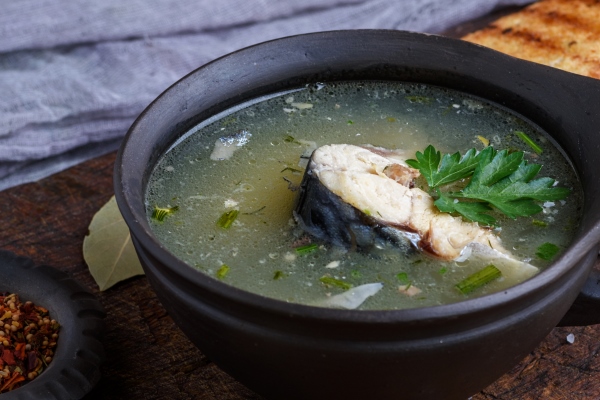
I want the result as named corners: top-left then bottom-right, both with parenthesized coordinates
top-left (294, 144), bottom-right (537, 278)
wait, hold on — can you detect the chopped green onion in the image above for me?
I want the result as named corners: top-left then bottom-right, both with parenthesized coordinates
top-left (532, 219), bottom-right (548, 227)
top-left (347, 120), bottom-right (354, 125)
top-left (455, 265), bottom-right (502, 295)
top-left (351, 270), bottom-right (362, 279)
top-left (295, 243), bottom-right (318, 255)
top-left (273, 270), bottom-right (284, 280)
top-left (151, 205), bottom-right (179, 222)
top-left (319, 276), bottom-right (352, 290)
top-left (217, 210), bottom-right (239, 229)
top-left (217, 264), bottom-right (230, 279)
top-left (438, 267), bottom-right (448, 275)
top-left (396, 272), bottom-right (410, 285)
top-left (536, 242), bottom-right (560, 261)
top-left (515, 131), bottom-right (543, 154)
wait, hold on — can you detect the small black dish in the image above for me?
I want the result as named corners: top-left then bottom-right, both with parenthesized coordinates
top-left (0, 250), bottom-right (105, 400)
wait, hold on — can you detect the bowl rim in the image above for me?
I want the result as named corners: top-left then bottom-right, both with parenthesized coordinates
top-left (114, 29), bottom-right (600, 325)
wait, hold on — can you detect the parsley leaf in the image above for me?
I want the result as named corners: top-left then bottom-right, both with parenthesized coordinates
top-left (434, 192), bottom-right (496, 226)
top-left (406, 145), bottom-right (480, 187)
top-left (451, 148), bottom-right (570, 220)
top-left (408, 145), bottom-right (571, 225)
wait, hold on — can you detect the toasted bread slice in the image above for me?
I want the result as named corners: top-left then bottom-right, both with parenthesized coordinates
top-left (462, 0), bottom-right (600, 79)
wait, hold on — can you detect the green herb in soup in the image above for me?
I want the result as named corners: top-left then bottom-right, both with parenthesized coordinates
top-left (405, 145), bottom-right (570, 226)
top-left (145, 81), bottom-right (582, 310)
top-left (455, 265), bottom-right (502, 295)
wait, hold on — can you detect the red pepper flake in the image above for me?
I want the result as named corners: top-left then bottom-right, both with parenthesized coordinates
top-left (14, 342), bottom-right (26, 360)
top-left (0, 293), bottom-right (60, 393)
top-left (0, 372), bottom-right (26, 392)
top-left (1, 350), bottom-right (15, 365)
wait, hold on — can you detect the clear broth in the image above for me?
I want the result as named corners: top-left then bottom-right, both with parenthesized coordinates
top-left (145, 81), bottom-right (582, 310)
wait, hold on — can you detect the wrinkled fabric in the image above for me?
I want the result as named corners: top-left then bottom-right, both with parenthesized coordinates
top-left (0, 0), bottom-right (533, 190)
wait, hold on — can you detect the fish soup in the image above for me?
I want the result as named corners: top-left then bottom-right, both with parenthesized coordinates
top-left (145, 81), bottom-right (582, 310)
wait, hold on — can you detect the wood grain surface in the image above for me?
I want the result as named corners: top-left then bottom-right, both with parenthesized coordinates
top-left (1, 2), bottom-right (600, 399)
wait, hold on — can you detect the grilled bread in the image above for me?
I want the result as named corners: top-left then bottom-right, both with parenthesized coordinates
top-left (462, 0), bottom-right (600, 79)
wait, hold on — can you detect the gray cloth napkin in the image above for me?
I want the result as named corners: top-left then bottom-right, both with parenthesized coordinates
top-left (0, 0), bottom-right (532, 190)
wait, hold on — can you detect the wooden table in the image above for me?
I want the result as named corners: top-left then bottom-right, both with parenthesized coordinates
top-left (2, 5), bottom-right (600, 400)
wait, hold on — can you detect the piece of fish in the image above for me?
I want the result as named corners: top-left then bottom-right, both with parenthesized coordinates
top-left (294, 144), bottom-right (537, 278)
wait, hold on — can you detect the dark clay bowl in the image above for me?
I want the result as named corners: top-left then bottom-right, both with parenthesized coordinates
top-left (114, 30), bottom-right (600, 400)
top-left (0, 250), bottom-right (105, 400)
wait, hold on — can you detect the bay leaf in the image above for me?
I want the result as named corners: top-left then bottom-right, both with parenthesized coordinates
top-left (83, 195), bottom-right (144, 290)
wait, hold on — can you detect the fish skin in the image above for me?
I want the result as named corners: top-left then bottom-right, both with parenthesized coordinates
top-left (294, 144), bottom-right (532, 265)
top-left (294, 163), bottom-right (414, 253)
